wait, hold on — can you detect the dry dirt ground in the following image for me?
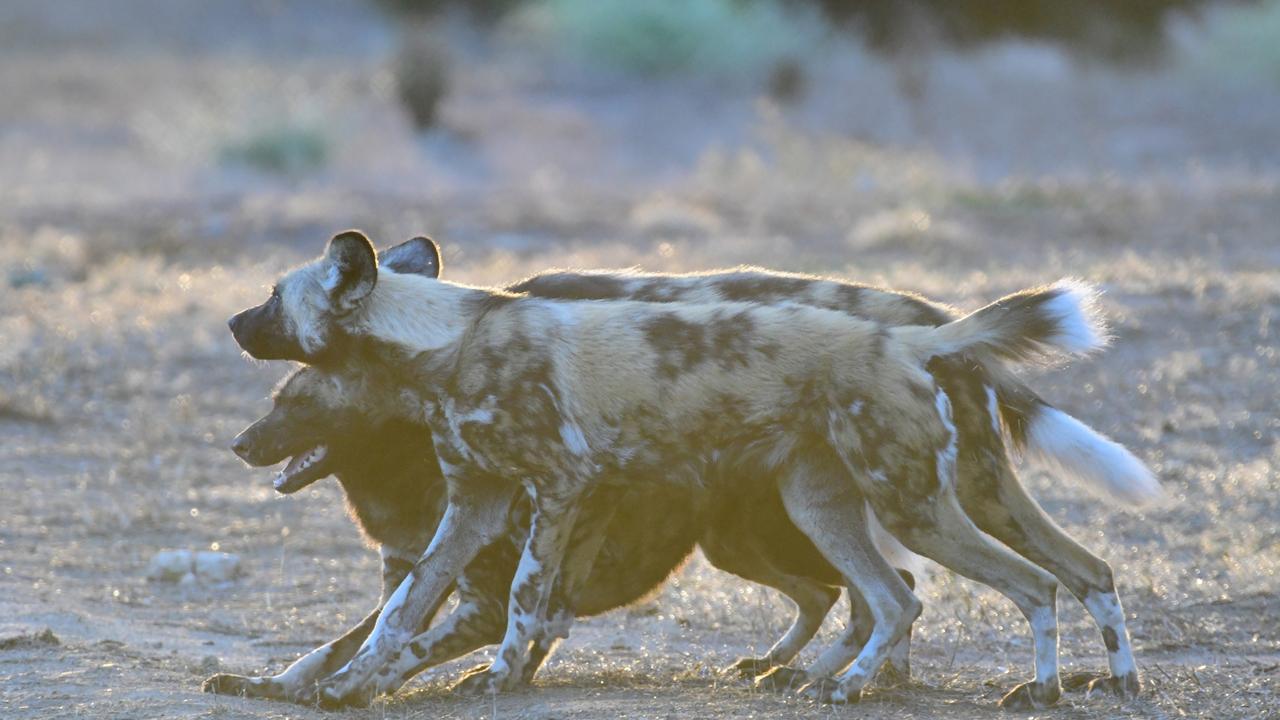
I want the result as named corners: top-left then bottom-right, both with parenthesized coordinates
top-left (2, 2), bottom-right (1279, 719)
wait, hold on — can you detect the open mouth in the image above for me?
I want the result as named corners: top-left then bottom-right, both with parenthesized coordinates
top-left (273, 445), bottom-right (330, 494)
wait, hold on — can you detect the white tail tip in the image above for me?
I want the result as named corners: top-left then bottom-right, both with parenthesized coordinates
top-left (1044, 279), bottom-right (1110, 356)
top-left (1026, 407), bottom-right (1163, 507)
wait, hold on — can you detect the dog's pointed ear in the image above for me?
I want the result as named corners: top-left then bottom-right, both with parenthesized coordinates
top-left (323, 230), bottom-right (378, 313)
top-left (380, 236), bottom-right (442, 279)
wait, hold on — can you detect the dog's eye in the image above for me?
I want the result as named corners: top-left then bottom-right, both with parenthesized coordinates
top-left (269, 286), bottom-right (280, 300)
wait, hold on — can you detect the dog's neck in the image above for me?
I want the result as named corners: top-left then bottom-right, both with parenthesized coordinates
top-left (345, 270), bottom-right (480, 357)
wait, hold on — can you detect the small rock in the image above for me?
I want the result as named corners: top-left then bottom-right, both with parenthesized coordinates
top-left (194, 551), bottom-right (242, 583)
top-left (147, 550), bottom-right (194, 582)
top-left (148, 550), bottom-right (243, 584)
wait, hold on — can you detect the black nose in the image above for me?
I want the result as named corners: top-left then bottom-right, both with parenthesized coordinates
top-left (230, 433), bottom-right (252, 462)
top-left (227, 313), bottom-right (242, 337)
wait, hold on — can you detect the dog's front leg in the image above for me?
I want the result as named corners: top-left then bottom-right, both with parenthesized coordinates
top-left (316, 475), bottom-right (516, 708)
top-left (202, 545), bottom-right (418, 702)
top-left (452, 481), bottom-right (584, 695)
top-left (365, 565), bottom-right (513, 698)
top-left (502, 484), bottom-right (623, 685)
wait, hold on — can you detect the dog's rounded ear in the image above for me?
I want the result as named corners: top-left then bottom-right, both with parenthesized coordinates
top-left (380, 236), bottom-right (442, 279)
top-left (324, 230), bottom-right (378, 313)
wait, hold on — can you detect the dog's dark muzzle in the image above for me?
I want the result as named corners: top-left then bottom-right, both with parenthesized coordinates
top-left (229, 424), bottom-right (289, 467)
top-left (227, 300), bottom-right (307, 361)
top-left (227, 310), bottom-right (252, 348)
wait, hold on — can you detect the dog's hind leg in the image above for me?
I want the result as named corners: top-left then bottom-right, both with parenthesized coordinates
top-left (702, 532), bottom-right (841, 679)
top-left (873, 481), bottom-right (1064, 710)
top-left (940, 365), bottom-right (1142, 700)
top-left (755, 568), bottom-right (915, 692)
top-left (957, 445), bottom-right (1140, 699)
top-left (819, 569), bottom-right (917, 684)
top-left (772, 455), bottom-right (921, 704)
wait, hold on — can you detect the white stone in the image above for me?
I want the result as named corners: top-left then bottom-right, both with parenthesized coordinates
top-left (147, 550), bottom-right (242, 583)
top-left (147, 550), bottom-right (194, 582)
top-left (194, 552), bottom-right (242, 583)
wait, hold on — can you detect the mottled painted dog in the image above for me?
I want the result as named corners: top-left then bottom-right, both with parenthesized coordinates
top-left (203, 367), bottom-right (699, 703)
top-left (216, 253), bottom-right (1154, 705)
top-left (508, 266), bottom-right (1158, 698)
top-left (228, 231), bottom-right (1152, 709)
top-left (204, 366), bottom-right (918, 705)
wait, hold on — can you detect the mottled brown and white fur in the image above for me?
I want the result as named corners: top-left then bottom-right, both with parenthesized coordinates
top-left (203, 366), bottom-right (917, 705)
top-left (510, 267), bottom-right (1158, 506)
top-left (227, 231), bottom-right (1147, 709)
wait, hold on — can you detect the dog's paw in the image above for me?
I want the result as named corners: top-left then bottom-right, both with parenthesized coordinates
top-left (1061, 670), bottom-right (1107, 691)
top-left (1084, 672), bottom-right (1140, 700)
top-left (451, 665), bottom-right (501, 696)
top-left (721, 656), bottom-right (776, 680)
top-left (999, 679), bottom-right (1062, 711)
top-left (799, 677), bottom-right (859, 704)
top-left (201, 673), bottom-right (255, 697)
top-left (876, 659), bottom-right (911, 687)
top-left (753, 666), bottom-right (811, 693)
top-left (315, 676), bottom-right (375, 710)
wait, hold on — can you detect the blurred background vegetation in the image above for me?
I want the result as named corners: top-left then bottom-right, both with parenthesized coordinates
top-left (0, 0), bottom-right (1274, 269)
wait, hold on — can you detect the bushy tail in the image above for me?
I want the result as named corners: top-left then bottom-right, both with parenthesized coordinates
top-left (896, 279), bottom-right (1108, 367)
top-left (898, 281), bottom-right (1162, 507)
top-left (980, 365), bottom-right (1161, 506)
top-left (1021, 404), bottom-right (1163, 506)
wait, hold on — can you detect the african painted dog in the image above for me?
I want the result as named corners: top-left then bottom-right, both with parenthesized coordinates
top-left (228, 231), bottom-right (1152, 709)
top-left (508, 266), bottom-right (1157, 697)
top-left (206, 352), bottom-right (1144, 707)
top-left (204, 366), bottom-right (916, 705)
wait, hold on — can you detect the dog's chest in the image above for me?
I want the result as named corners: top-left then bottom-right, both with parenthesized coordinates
top-left (338, 469), bottom-right (446, 552)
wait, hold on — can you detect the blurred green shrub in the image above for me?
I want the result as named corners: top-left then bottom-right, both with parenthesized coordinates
top-left (535, 0), bottom-right (826, 78)
top-left (219, 125), bottom-right (329, 175)
top-left (376, 0), bottom-right (1227, 67)
top-left (813, 0), bottom-right (1216, 63)
top-left (375, 0), bottom-right (519, 23)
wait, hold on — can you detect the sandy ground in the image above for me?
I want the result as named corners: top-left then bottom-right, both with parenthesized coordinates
top-left (2, 2), bottom-right (1279, 719)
